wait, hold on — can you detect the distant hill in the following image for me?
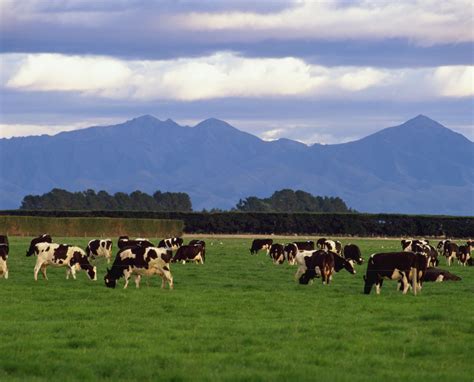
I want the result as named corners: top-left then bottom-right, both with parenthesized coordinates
top-left (0, 114), bottom-right (472, 215)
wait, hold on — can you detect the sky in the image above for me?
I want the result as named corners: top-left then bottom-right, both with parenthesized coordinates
top-left (0, 0), bottom-right (473, 144)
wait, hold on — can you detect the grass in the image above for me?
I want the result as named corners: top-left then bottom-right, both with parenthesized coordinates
top-left (0, 236), bottom-right (473, 381)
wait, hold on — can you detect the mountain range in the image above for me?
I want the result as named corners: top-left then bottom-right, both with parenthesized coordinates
top-left (0, 114), bottom-right (473, 215)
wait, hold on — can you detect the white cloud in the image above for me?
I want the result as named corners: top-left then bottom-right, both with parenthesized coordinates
top-left (178, 0), bottom-right (473, 45)
top-left (3, 52), bottom-right (473, 101)
top-left (433, 66), bottom-right (474, 97)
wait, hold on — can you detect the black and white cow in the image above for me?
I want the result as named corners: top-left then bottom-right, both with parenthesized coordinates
top-left (437, 240), bottom-right (450, 256)
top-left (250, 239), bottom-right (273, 255)
top-left (363, 252), bottom-right (423, 295)
top-left (0, 235), bottom-right (9, 254)
top-left (295, 250), bottom-right (356, 284)
top-left (457, 245), bottom-right (471, 266)
top-left (284, 243), bottom-right (298, 265)
top-left (343, 244), bottom-right (364, 265)
top-left (0, 245), bottom-right (8, 279)
top-left (158, 237), bottom-right (184, 251)
top-left (31, 242), bottom-right (97, 281)
top-left (104, 246), bottom-right (173, 289)
top-left (293, 241), bottom-right (315, 251)
top-left (401, 239), bottom-right (429, 252)
top-left (319, 239), bottom-right (342, 254)
top-left (86, 239), bottom-right (113, 263)
top-left (269, 243), bottom-right (285, 264)
top-left (423, 267), bottom-right (461, 282)
top-left (172, 244), bottom-right (205, 264)
top-left (443, 242), bottom-right (459, 266)
top-left (118, 236), bottom-right (154, 250)
top-left (26, 234), bottom-right (52, 257)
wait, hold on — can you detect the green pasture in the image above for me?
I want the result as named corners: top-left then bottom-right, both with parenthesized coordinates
top-left (0, 236), bottom-right (473, 381)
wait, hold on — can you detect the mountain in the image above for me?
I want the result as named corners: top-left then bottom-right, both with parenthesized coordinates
top-left (0, 115), bottom-right (473, 215)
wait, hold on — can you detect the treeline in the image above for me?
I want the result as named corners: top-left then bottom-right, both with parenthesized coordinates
top-left (20, 189), bottom-right (192, 212)
top-left (2, 210), bottom-right (473, 238)
top-left (236, 189), bottom-right (353, 213)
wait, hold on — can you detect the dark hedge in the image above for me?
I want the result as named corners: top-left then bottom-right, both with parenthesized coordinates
top-left (0, 210), bottom-right (472, 238)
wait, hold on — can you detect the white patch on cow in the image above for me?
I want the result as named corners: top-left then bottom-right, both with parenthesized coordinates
top-left (435, 274), bottom-right (445, 282)
top-left (120, 250), bottom-right (135, 260)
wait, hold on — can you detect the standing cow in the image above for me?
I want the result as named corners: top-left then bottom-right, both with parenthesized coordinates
top-left (363, 252), bottom-right (420, 295)
top-left (269, 243), bottom-right (285, 264)
top-left (457, 245), bottom-right (471, 266)
top-left (173, 244), bottom-right (205, 264)
top-left (296, 250), bottom-right (355, 284)
top-left (158, 237), bottom-right (183, 251)
top-left (31, 242), bottom-right (97, 281)
top-left (318, 239), bottom-right (342, 254)
top-left (86, 239), bottom-right (113, 263)
top-left (250, 239), bottom-right (273, 255)
top-left (343, 244), bottom-right (364, 265)
top-left (443, 242), bottom-right (459, 266)
top-left (104, 246), bottom-right (173, 289)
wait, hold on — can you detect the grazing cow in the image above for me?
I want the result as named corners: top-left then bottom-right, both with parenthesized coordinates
top-left (296, 250), bottom-right (356, 284)
top-left (26, 234), bottom-right (52, 257)
top-left (250, 239), bottom-right (273, 255)
top-left (173, 244), bottom-right (205, 264)
top-left (269, 244), bottom-right (285, 264)
top-left (424, 245), bottom-right (439, 267)
top-left (118, 236), bottom-right (154, 250)
top-left (0, 235), bottom-right (9, 254)
top-left (298, 250), bottom-right (334, 285)
top-left (86, 239), bottom-right (113, 263)
top-left (443, 242), bottom-right (459, 266)
top-left (158, 237), bottom-right (184, 251)
top-left (457, 245), bottom-right (471, 266)
top-left (343, 244), bottom-right (364, 265)
top-left (423, 267), bottom-right (461, 282)
top-left (0, 246), bottom-right (8, 279)
top-left (284, 243), bottom-right (298, 265)
top-left (293, 241), bottom-right (315, 251)
top-left (437, 240), bottom-right (450, 256)
top-left (104, 246), bottom-right (173, 289)
top-left (401, 239), bottom-right (429, 252)
top-left (31, 242), bottom-right (97, 281)
top-left (320, 239), bottom-right (342, 254)
top-left (363, 252), bottom-right (420, 295)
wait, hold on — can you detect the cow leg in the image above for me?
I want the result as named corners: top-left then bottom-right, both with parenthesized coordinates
top-left (123, 270), bottom-right (131, 289)
top-left (34, 260), bottom-right (44, 281)
top-left (160, 268), bottom-right (173, 289)
top-left (40, 265), bottom-right (48, 280)
top-left (134, 275), bottom-right (141, 288)
top-left (4, 265), bottom-right (8, 280)
top-left (401, 273), bottom-right (410, 294)
top-left (294, 267), bottom-right (305, 281)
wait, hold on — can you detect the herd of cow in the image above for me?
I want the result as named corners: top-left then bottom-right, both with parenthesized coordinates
top-left (0, 234), bottom-right (472, 295)
top-left (250, 237), bottom-right (472, 294)
top-left (0, 234), bottom-right (206, 289)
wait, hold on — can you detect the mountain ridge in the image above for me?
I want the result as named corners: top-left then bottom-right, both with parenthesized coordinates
top-left (0, 115), bottom-right (472, 215)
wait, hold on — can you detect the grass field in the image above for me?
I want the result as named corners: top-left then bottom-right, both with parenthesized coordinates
top-left (1, 236), bottom-right (473, 381)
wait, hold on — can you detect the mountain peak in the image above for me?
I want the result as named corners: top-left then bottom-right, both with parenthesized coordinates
top-left (130, 114), bottom-right (160, 123)
top-left (402, 114), bottom-right (444, 129)
top-left (195, 118), bottom-right (235, 130)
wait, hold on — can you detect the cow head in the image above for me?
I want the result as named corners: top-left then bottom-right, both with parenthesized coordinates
top-left (104, 268), bottom-right (117, 288)
top-left (363, 275), bottom-right (373, 294)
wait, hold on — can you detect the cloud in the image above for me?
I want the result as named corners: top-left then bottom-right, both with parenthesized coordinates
top-left (179, 0), bottom-right (473, 45)
top-left (3, 52), bottom-right (473, 102)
